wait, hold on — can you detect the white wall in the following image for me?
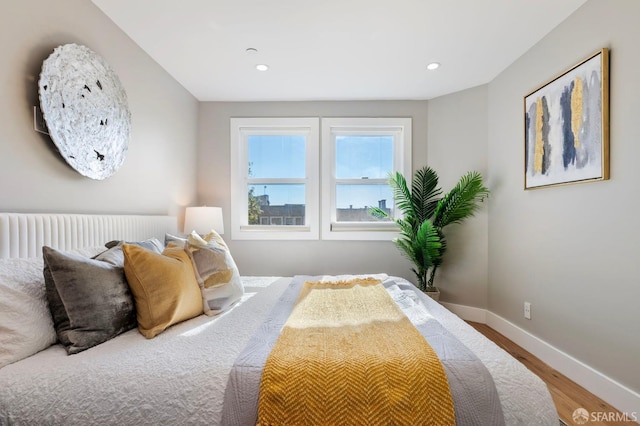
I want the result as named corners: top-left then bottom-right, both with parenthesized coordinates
top-left (198, 99), bottom-right (491, 305)
top-left (198, 101), bottom-right (426, 281)
top-left (488, 0), bottom-right (640, 394)
top-left (0, 0), bottom-right (198, 218)
top-left (427, 85), bottom-right (489, 307)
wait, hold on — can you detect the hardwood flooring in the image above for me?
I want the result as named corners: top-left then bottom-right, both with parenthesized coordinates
top-left (467, 322), bottom-right (634, 426)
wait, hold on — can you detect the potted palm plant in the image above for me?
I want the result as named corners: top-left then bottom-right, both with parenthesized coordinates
top-left (370, 166), bottom-right (489, 299)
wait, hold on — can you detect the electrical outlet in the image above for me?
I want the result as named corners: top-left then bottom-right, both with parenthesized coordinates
top-left (524, 302), bottom-right (531, 320)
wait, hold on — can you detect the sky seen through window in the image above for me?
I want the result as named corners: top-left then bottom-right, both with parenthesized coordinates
top-left (248, 135), bottom-right (393, 209)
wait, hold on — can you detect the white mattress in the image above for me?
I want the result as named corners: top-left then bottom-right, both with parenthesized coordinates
top-left (0, 276), bottom-right (558, 425)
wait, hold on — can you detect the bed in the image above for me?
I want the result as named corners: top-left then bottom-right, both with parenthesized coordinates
top-left (0, 213), bottom-right (558, 425)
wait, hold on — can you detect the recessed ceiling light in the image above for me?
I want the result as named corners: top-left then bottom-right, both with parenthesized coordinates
top-left (426, 62), bottom-right (440, 70)
top-left (245, 48), bottom-right (258, 54)
top-left (256, 64), bottom-right (269, 71)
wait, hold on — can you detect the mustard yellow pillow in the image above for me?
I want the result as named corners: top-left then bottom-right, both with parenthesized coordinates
top-left (122, 244), bottom-right (203, 338)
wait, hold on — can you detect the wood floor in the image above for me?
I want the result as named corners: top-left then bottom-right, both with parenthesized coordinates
top-left (467, 322), bottom-right (633, 426)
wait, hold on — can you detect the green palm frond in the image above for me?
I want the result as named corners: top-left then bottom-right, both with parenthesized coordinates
top-left (392, 219), bottom-right (422, 261)
top-left (394, 237), bottom-right (417, 264)
top-left (395, 218), bottom-right (413, 235)
top-left (433, 171), bottom-right (489, 228)
top-left (388, 172), bottom-right (414, 219)
top-left (410, 166), bottom-right (441, 225)
top-left (404, 220), bottom-right (441, 291)
top-left (412, 220), bottom-right (441, 268)
top-left (368, 206), bottom-right (391, 220)
top-left (431, 229), bottom-right (446, 268)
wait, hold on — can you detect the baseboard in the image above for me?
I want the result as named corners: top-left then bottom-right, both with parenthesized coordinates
top-left (440, 302), bottom-right (487, 323)
top-left (443, 303), bottom-right (640, 416)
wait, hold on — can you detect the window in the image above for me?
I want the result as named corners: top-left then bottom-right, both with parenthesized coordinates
top-left (230, 118), bottom-right (319, 240)
top-left (321, 118), bottom-right (412, 240)
top-left (230, 117), bottom-right (410, 241)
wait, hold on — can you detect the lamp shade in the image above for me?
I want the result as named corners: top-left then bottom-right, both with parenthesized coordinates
top-left (184, 206), bottom-right (224, 235)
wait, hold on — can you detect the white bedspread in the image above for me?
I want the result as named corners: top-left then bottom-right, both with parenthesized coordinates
top-left (0, 276), bottom-right (557, 425)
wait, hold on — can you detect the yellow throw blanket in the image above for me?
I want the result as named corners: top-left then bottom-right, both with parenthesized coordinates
top-left (257, 278), bottom-right (455, 426)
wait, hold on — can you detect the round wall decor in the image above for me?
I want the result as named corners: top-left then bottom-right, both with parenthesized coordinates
top-left (38, 43), bottom-right (131, 180)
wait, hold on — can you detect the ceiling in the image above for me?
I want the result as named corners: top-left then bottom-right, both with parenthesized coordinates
top-left (91, 0), bottom-right (588, 102)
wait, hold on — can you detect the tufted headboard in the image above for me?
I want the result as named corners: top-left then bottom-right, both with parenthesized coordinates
top-left (0, 213), bottom-right (177, 259)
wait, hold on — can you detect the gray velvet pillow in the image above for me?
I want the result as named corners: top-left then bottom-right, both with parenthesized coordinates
top-left (43, 246), bottom-right (137, 354)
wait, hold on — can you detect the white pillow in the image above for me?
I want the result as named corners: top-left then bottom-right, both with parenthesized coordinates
top-left (185, 231), bottom-right (244, 316)
top-left (69, 246), bottom-right (109, 258)
top-left (0, 257), bottom-right (57, 369)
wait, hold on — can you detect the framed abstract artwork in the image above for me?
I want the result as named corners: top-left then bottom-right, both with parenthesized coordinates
top-left (524, 48), bottom-right (609, 189)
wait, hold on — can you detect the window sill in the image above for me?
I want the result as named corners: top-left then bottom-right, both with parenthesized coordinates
top-left (233, 225), bottom-right (317, 240)
top-left (330, 222), bottom-right (398, 232)
top-left (323, 221), bottom-right (399, 241)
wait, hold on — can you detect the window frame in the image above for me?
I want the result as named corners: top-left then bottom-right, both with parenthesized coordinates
top-left (321, 117), bottom-right (412, 241)
top-left (230, 117), bottom-right (319, 240)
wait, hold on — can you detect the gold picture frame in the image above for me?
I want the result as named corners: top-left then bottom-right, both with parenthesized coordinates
top-left (524, 48), bottom-right (609, 190)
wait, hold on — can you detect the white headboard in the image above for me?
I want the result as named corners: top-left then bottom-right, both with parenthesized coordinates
top-left (0, 213), bottom-right (177, 259)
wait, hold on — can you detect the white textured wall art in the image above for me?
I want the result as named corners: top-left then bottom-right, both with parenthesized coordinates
top-left (38, 44), bottom-right (131, 180)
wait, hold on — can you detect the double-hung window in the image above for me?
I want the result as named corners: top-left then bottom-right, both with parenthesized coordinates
top-left (230, 117), bottom-right (410, 240)
top-left (321, 118), bottom-right (412, 240)
top-left (230, 118), bottom-right (319, 240)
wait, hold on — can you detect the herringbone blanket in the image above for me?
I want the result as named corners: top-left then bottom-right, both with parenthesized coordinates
top-left (221, 275), bottom-right (505, 426)
top-left (256, 278), bottom-right (455, 426)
